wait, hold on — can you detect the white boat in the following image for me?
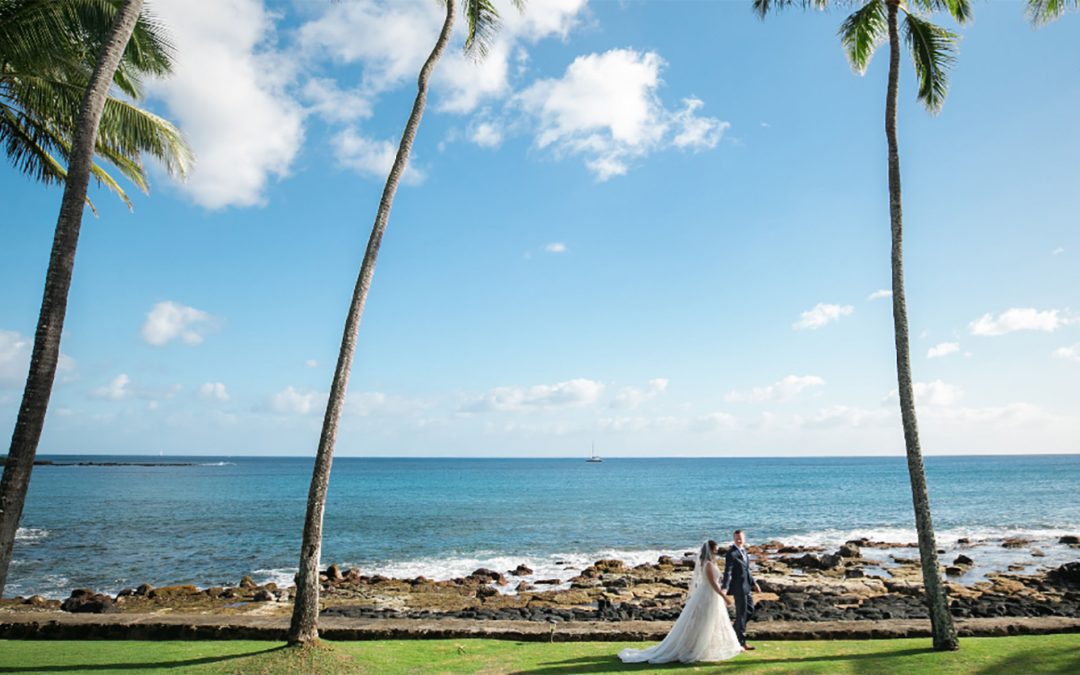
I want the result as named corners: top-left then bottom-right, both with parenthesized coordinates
top-left (586, 443), bottom-right (602, 463)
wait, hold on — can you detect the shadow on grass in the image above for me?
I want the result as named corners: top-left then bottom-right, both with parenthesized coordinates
top-left (975, 647), bottom-right (1080, 675)
top-left (510, 647), bottom-right (934, 674)
top-left (0, 644), bottom-right (286, 673)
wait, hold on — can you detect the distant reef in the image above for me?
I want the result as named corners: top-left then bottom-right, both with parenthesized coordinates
top-left (31, 460), bottom-right (195, 467)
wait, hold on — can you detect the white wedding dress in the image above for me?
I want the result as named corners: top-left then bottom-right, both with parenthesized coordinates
top-left (619, 543), bottom-right (744, 664)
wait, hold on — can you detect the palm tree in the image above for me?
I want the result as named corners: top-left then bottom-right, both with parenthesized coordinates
top-left (0, 0), bottom-right (191, 210)
top-left (753, 0), bottom-right (969, 651)
top-left (1027, 0), bottom-right (1078, 24)
top-left (0, 0), bottom-right (191, 596)
top-left (287, 0), bottom-right (522, 646)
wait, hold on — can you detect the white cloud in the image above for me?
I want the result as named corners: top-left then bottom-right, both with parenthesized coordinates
top-left (0, 330), bottom-right (77, 386)
top-left (333, 127), bottom-right (425, 184)
top-left (199, 382), bottom-right (230, 402)
top-left (801, 405), bottom-right (893, 429)
top-left (305, 359), bottom-right (318, 369)
top-left (517, 49), bottom-right (726, 180)
top-left (725, 375), bottom-right (825, 403)
top-left (969, 308), bottom-right (1065, 336)
top-left (868, 289), bottom-right (892, 301)
top-left (691, 411), bottom-right (738, 432)
top-left (434, 0), bottom-right (588, 113)
top-left (470, 121), bottom-right (504, 148)
top-left (924, 402), bottom-right (1053, 426)
top-left (671, 97), bottom-right (726, 149)
top-left (94, 374), bottom-right (131, 401)
top-left (1053, 344), bottom-right (1080, 362)
top-left (302, 78), bottom-right (373, 122)
top-left (298, 0), bottom-right (443, 98)
top-left (886, 380), bottom-right (963, 407)
top-left (464, 378), bottom-right (603, 412)
top-left (298, 0), bottom-right (587, 118)
top-left (793, 303), bottom-right (854, 330)
top-left (148, 0), bottom-right (304, 209)
top-left (141, 301), bottom-right (213, 346)
top-left (346, 391), bottom-right (427, 418)
top-left (544, 242), bottom-right (567, 253)
top-left (0, 330), bottom-right (30, 385)
top-left (610, 378), bottom-right (668, 409)
top-left (1052, 247), bottom-right (1064, 256)
top-left (270, 386), bottom-right (326, 416)
top-left (927, 342), bottom-right (960, 359)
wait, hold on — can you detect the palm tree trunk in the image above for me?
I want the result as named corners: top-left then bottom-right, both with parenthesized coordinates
top-left (286, 0), bottom-right (456, 646)
top-left (0, 0), bottom-right (144, 597)
top-left (884, 0), bottom-right (958, 651)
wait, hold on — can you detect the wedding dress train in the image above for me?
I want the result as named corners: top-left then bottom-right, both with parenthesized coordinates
top-left (618, 542), bottom-right (744, 664)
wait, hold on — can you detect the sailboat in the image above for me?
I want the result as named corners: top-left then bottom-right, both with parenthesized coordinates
top-left (586, 442), bottom-right (602, 463)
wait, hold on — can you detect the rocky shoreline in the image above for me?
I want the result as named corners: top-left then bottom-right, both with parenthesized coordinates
top-left (5, 537), bottom-right (1078, 627)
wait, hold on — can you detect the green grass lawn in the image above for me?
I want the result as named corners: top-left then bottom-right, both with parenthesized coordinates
top-left (1, 635), bottom-right (1078, 674)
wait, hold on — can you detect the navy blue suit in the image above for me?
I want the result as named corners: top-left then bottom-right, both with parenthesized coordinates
top-left (721, 545), bottom-right (756, 646)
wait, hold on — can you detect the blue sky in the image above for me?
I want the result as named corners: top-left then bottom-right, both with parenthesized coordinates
top-left (2, 0), bottom-right (1078, 457)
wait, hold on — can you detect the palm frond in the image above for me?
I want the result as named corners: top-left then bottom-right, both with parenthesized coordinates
top-left (0, 104), bottom-right (127, 211)
top-left (838, 0), bottom-right (886, 74)
top-left (4, 72), bottom-right (192, 176)
top-left (908, 0), bottom-right (973, 24)
top-left (903, 13), bottom-right (958, 113)
top-left (1027, 0), bottom-right (1079, 25)
top-left (753, 0), bottom-right (831, 19)
top-left (463, 0), bottom-right (500, 60)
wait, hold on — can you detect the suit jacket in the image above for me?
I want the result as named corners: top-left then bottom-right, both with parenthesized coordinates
top-left (721, 545), bottom-right (755, 595)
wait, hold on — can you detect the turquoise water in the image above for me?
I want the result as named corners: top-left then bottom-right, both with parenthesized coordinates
top-left (10, 454), bottom-right (1080, 598)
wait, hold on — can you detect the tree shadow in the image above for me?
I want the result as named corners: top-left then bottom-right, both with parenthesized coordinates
top-left (975, 647), bottom-right (1080, 675)
top-left (510, 647), bottom-right (935, 674)
top-left (0, 645), bottom-right (286, 673)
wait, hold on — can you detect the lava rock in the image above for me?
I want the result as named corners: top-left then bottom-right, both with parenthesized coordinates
top-left (61, 589), bottom-right (114, 613)
top-left (839, 543), bottom-right (861, 558)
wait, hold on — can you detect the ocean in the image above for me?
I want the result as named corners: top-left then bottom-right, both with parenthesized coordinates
top-left (9, 454), bottom-right (1080, 599)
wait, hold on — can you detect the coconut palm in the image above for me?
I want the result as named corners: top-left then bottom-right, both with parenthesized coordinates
top-left (753, 0), bottom-right (970, 651)
top-left (1027, 0), bottom-right (1078, 24)
top-left (0, 0), bottom-right (191, 596)
top-left (287, 0), bottom-right (523, 646)
top-left (0, 0), bottom-right (191, 210)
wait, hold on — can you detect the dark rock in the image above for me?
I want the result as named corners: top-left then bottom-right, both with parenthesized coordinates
top-left (511, 564), bottom-right (533, 576)
top-left (326, 564), bottom-right (344, 582)
top-left (24, 595), bottom-right (48, 607)
top-left (516, 582), bottom-right (534, 592)
top-left (470, 568), bottom-right (507, 585)
top-left (594, 559), bottom-right (626, 572)
top-left (839, 543), bottom-right (860, 558)
top-left (61, 589), bottom-right (114, 613)
top-left (147, 585), bottom-right (198, 599)
top-left (954, 554), bottom-right (975, 567)
top-left (946, 566), bottom-right (965, 577)
top-left (1059, 535), bottom-right (1079, 545)
top-left (844, 568), bottom-right (865, 579)
top-left (534, 578), bottom-right (560, 585)
top-left (1031, 549), bottom-right (1046, 558)
top-left (1048, 562), bottom-right (1080, 586)
top-left (135, 583), bottom-right (153, 596)
top-left (657, 555), bottom-right (674, 566)
top-left (239, 576), bottom-right (258, 590)
top-left (252, 589), bottom-right (274, 602)
top-left (476, 585), bottom-right (498, 600)
top-left (1002, 537), bottom-right (1031, 549)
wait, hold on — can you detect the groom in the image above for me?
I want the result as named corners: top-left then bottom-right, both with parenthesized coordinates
top-left (721, 529), bottom-right (762, 650)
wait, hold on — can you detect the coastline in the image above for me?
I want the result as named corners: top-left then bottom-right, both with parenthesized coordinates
top-left (6, 534), bottom-right (1077, 629)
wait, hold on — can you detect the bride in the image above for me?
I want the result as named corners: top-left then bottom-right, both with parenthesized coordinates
top-left (619, 540), bottom-right (744, 664)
